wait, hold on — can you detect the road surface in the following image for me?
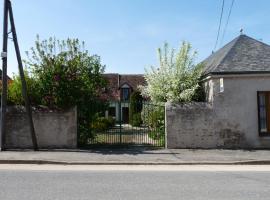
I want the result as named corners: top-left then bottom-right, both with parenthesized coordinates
top-left (0, 165), bottom-right (269, 200)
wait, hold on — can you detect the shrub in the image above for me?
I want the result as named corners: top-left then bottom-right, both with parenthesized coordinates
top-left (142, 104), bottom-right (165, 140)
top-left (107, 116), bottom-right (116, 127)
top-left (8, 72), bottom-right (41, 106)
top-left (129, 91), bottom-right (143, 126)
top-left (91, 116), bottom-right (115, 132)
top-left (131, 113), bottom-right (142, 127)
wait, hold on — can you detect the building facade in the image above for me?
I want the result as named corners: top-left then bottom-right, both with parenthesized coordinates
top-left (166, 34), bottom-right (270, 149)
top-left (102, 73), bottom-right (146, 123)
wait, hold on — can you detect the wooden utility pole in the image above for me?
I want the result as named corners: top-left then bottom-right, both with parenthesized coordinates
top-left (0, 0), bottom-right (38, 151)
top-left (0, 0), bottom-right (9, 151)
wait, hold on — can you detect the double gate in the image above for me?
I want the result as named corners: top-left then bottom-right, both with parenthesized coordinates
top-left (85, 101), bottom-right (165, 148)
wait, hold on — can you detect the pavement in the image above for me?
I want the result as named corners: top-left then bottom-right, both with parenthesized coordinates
top-left (1, 148), bottom-right (270, 165)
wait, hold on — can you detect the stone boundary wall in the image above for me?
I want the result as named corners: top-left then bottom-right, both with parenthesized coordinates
top-left (5, 106), bottom-right (77, 149)
top-left (166, 102), bottom-right (247, 149)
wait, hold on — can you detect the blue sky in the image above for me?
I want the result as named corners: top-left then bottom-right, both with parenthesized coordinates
top-left (1, 0), bottom-right (270, 77)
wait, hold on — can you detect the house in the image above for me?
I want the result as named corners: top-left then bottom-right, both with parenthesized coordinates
top-left (102, 73), bottom-right (146, 123)
top-left (166, 34), bottom-right (270, 149)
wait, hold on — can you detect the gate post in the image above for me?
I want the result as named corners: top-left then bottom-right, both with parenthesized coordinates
top-left (165, 102), bottom-right (168, 149)
top-left (118, 101), bottom-right (122, 144)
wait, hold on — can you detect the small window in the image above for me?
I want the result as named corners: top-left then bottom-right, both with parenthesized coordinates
top-left (121, 88), bottom-right (130, 101)
top-left (220, 78), bottom-right (224, 93)
top-left (258, 92), bottom-right (270, 136)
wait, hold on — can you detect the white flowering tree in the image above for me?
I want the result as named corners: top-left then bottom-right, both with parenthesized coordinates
top-left (140, 42), bottom-right (203, 103)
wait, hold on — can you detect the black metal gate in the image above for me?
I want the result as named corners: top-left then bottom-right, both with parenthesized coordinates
top-left (84, 101), bottom-right (165, 148)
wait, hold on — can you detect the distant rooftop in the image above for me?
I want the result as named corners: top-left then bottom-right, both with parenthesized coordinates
top-left (102, 73), bottom-right (146, 101)
top-left (0, 69), bottom-right (11, 80)
top-left (202, 34), bottom-right (270, 76)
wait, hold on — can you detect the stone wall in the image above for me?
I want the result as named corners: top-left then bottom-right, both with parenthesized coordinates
top-left (166, 75), bottom-right (270, 149)
top-left (5, 106), bottom-right (77, 149)
top-left (166, 102), bottom-right (247, 149)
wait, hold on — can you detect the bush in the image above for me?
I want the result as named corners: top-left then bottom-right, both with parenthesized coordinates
top-left (142, 104), bottom-right (165, 140)
top-left (107, 116), bottom-right (116, 127)
top-left (91, 116), bottom-right (115, 132)
top-left (8, 72), bottom-right (41, 106)
top-left (131, 113), bottom-right (142, 127)
top-left (129, 91), bottom-right (143, 126)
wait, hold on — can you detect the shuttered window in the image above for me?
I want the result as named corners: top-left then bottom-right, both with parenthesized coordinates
top-left (258, 92), bottom-right (270, 136)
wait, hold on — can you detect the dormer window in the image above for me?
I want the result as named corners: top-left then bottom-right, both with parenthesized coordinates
top-left (121, 88), bottom-right (130, 101)
top-left (121, 84), bottom-right (131, 101)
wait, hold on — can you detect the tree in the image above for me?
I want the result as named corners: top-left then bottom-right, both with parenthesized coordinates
top-left (24, 35), bottom-right (106, 109)
top-left (140, 42), bottom-right (204, 103)
top-left (8, 71), bottom-right (40, 106)
top-left (9, 35), bottom-right (107, 145)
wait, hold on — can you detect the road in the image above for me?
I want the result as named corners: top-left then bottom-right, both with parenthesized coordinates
top-left (0, 165), bottom-right (270, 200)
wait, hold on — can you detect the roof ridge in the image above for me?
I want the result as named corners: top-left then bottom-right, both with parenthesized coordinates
top-left (103, 73), bottom-right (144, 76)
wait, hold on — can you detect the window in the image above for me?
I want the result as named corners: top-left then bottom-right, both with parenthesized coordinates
top-left (121, 88), bottom-right (130, 101)
top-left (220, 78), bottom-right (224, 93)
top-left (258, 92), bottom-right (270, 136)
top-left (108, 107), bottom-right (116, 117)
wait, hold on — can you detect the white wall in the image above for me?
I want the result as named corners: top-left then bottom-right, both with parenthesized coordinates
top-left (212, 75), bottom-right (270, 148)
top-left (166, 75), bottom-right (270, 149)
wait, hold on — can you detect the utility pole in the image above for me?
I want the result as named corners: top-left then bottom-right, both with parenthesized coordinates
top-left (0, 0), bottom-right (38, 151)
top-left (0, 0), bottom-right (9, 151)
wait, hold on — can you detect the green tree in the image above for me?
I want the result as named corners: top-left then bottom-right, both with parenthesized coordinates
top-left (140, 42), bottom-right (204, 103)
top-left (8, 71), bottom-right (42, 106)
top-left (9, 35), bottom-right (107, 145)
top-left (24, 35), bottom-right (106, 109)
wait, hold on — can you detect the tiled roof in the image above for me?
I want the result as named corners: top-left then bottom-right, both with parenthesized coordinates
top-left (102, 73), bottom-right (146, 101)
top-left (202, 34), bottom-right (270, 75)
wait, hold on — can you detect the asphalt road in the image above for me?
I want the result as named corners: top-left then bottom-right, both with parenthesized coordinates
top-left (0, 165), bottom-right (270, 200)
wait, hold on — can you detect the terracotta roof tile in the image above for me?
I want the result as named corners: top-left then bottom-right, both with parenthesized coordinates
top-left (102, 73), bottom-right (146, 101)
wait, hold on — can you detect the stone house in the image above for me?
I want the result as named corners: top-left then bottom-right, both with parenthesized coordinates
top-left (102, 73), bottom-right (146, 123)
top-left (166, 34), bottom-right (270, 149)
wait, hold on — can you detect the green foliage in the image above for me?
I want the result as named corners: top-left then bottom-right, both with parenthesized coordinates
top-left (142, 104), bottom-right (165, 140)
top-left (140, 42), bottom-right (204, 103)
top-left (131, 113), bottom-right (142, 127)
top-left (129, 91), bottom-right (143, 127)
top-left (24, 35), bottom-right (106, 109)
top-left (0, 80), bottom-right (14, 105)
top-left (91, 116), bottom-right (115, 132)
top-left (8, 35), bottom-right (107, 145)
top-left (191, 81), bottom-right (206, 102)
top-left (8, 72), bottom-right (40, 106)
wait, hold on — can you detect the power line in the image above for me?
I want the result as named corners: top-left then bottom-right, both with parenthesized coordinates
top-left (220, 0), bottom-right (235, 46)
top-left (213, 0), bottom-right (225, 52)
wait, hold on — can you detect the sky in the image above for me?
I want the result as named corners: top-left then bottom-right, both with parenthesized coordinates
top-left (1, 0), bottom-right (270, 77)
